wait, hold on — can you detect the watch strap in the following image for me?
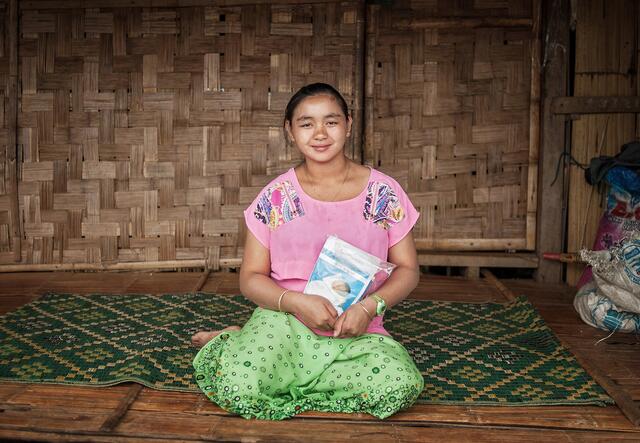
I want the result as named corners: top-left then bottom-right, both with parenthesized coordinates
top-left (371, 294), bottom-right (387, 316)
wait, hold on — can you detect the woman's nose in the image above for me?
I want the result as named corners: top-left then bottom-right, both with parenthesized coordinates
top-left (314, 125), bottom-right (328, 138)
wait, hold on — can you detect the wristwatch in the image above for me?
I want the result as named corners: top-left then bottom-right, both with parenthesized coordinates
top-left (371, 294), bottom-right (387, 316)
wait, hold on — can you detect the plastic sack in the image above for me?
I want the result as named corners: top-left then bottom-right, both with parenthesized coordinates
top-left (304, 235), bottom-right (395, 314)
top-left (577, 166), bottom-right (640, 288)
top-left (574, 281), bottom-right (640, 333)
top-left (579, 238), bottom-right (640, 314)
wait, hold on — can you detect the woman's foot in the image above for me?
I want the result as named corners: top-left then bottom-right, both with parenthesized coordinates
top-left (191, 326), bottom-right (241, 348)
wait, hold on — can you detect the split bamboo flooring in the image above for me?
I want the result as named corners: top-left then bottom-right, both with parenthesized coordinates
top-left (0, 271), bottom-right (638, 442)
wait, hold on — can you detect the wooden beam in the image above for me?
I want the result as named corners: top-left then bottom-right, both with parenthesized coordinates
top-left (19, 0), bottom-right (346, 9)
top-left (481, 269), bottom-right (517, 303)
top-left (405, 17), bottom-right (533, 29)
top-left (414, 238), bottom-right (527, 250)
top-left (536, 0), bottom-right (570, 283)
top-left (417, 252), bottom-right (538, 268)
top-left (552, 96), bottom-right (640, 114)
top-left (0, 259), bottom-right (207, 273)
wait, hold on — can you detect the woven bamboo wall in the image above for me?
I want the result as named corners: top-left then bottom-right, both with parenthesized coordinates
top-left (366, 0), bottom-right (539, 251)
top-left (2, 0), bottom-right (542, 268)
top-left (565, 0), bottom-right (638, 285)
top-left (12, 1), bottom-right (359, 267)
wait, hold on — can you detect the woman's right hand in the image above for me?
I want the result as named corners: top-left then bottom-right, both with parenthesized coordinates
top-left (287, 293), bottom-right (338, 331)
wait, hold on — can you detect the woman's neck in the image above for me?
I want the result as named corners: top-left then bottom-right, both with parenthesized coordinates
top-left (302, 155), bottom-right (349, 184)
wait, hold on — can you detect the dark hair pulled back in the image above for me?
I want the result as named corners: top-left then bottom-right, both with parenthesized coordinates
top-left (283, 83), bottom-right (350, 128)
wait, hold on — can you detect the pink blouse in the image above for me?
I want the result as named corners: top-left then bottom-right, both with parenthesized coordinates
top-left (243, 167), bottom-right (420, 336)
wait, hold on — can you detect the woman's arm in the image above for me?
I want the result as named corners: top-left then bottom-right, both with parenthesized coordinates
top-left (333, 231), bottom-right (419, 338)
top-left (238, 230), bottom-right (282, 310)
top-left (239, 230), bottom-right (339, 330)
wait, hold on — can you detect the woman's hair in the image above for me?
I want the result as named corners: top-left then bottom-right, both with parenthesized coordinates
top-left (283, 83), bottom-right (350, 128)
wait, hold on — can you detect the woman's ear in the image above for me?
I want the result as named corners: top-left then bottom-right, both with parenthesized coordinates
top-left (346, 116), bottom-right (353, 137)
top-left (284, 121), bottom-right (295, 144)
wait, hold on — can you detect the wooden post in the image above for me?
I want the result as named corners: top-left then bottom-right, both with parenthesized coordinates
top-left (526, 0), bottom-right (541, 252)
top-left (6, 0), bottom-right (21, 262)
top-left (352, 0), bottom-right (365, 164)
top-left (535, 0), bottom-right (570, 283)
top-left (363, 3), bottom-right (377, 168)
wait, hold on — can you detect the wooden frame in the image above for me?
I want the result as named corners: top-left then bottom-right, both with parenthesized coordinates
top-left (1, 0), bottom-right (21, 263)
top-left (366, 0), bottom-right (541, 253)
top-left (552, 96), bottom-right (640, 114)
top-left (535, 0), bottom-right (570, 283)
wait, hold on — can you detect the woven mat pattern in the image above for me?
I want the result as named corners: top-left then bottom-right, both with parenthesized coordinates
top-left (0, 293), bottom-right (611, 406)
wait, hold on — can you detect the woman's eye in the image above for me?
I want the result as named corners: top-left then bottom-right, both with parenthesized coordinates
top-left (326, 121), bottom-right (338, 126)
top-left (299, 123), bottom-right (312, 128)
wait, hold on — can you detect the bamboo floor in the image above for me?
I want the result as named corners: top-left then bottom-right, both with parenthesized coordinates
top-left (0, 271), bottom-right (638, 442)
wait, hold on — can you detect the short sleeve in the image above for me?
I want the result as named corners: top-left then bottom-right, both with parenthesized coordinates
top-left (244, 190), bottom-right (272, 249)
top-left (387, 184), bottom-right (420, 247)
top-left (243, 177), bottom-right (306, 250)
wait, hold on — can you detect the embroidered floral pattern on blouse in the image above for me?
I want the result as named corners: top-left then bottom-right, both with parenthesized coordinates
top-left (363, 181), bottom-right (405, 230)
top-left (254, 180), bottom-right (305, 230)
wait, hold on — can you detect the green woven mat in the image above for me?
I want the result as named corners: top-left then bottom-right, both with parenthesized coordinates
top-left (0, 292), bottom-right (612, 406)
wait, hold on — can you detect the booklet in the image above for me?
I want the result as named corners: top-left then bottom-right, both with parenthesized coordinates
top-left (303, 235), bottom-right (396, 315)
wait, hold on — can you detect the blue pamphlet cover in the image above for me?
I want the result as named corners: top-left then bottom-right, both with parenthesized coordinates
top-left (304, 235), bottom-right (395, 314)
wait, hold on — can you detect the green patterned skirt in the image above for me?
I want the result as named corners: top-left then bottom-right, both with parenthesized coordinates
top-left (193, 307), bottom-right (424, 420)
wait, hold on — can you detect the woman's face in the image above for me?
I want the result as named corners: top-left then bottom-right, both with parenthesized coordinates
top-left (285, 94), bottom-right (352, 164)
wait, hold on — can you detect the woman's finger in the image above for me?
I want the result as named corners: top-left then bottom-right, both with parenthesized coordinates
top-left (325, 301), bottom-right (339, 319)
top-left (333, 314), bottom-right (345, 337)
top-left (325, 305), bottom-right (339, 326)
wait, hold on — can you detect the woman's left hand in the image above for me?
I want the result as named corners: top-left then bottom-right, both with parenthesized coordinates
top-left (333, 304), bottom-right (372, 338)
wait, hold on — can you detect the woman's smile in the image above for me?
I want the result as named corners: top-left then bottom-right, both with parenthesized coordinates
top-left (286, 94), bottom-right (352, 164)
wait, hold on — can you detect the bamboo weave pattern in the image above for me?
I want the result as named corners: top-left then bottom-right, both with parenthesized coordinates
top-left (0, 0), bottom-right (540, 265)
top-left (10, 2), bottom-right (358, 266)
top-left (367, 1), bottom-right (538, 250)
